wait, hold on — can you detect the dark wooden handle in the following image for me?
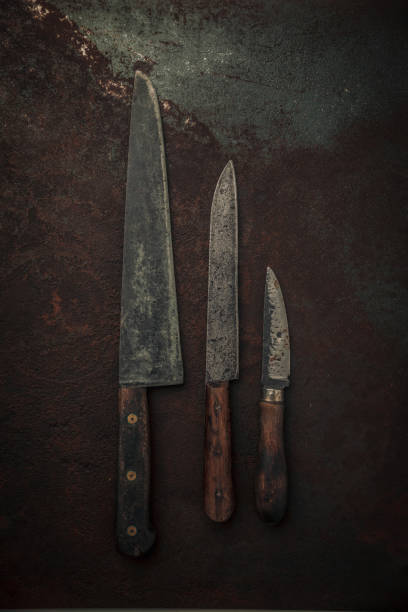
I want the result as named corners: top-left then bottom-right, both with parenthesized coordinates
top-left (116, 386), bottom-right (155, 556)
top-left (204, 381), bottom-right (234, 522)
top-left (255, 396), bottom-right (287, 524)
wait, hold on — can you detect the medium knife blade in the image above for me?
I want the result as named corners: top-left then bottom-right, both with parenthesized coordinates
top-left (206, 160), bottom-right (239, 383)
top-left (117, 71), bottom-right (183, 557)
top-left (256, 267), bottom-right (290, 524)
top-left (204, 160), bottom-right (238, 522)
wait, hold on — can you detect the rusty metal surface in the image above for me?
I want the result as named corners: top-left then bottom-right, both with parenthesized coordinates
top-left (206, 161), bottom-right (238, 384)
top-left (119, 71), bottom-right (183, 387)
top-left (1, 0), bottom-right (408, 609)
top-left (262, 267), bottom-right (290, 389)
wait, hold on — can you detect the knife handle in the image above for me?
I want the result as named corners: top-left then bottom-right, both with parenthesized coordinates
top-left (204, 381), bottom-right (234, 522)
top-left (117, 386), bottom-right (156, 557)
top-left (255, 388), bottom-right (287, 524)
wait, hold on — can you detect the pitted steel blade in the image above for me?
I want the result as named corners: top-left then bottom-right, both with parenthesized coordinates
top-left (262, 267), bottom-right (290, 389)
top-left (206, 160), bottom-right (238, 383)
top-left (119, 71), bottom-right (183, 387)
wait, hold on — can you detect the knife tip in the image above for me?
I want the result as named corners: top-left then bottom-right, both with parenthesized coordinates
top-left (217, 159), bottom-right (236, 187)
top-left (135, 69), bottom-right (148, 80)
top-left (266, 266), bottom-right (279, 287)
top-left (226, 159), bottom-right (235, 173)
top-left (134, 70), bottom-right (154, 89)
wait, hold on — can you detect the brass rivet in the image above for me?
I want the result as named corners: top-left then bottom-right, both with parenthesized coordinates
top-left (126, 470), bottom-right (136, 481)
top-left (127, 525), bottom-right (137, 536)
top-left (127, 413), bottom-right (138, 424)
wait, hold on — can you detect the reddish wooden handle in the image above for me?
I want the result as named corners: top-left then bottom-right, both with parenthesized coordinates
top-left (116, 386), bottom-right (155, 556)
top-left (255, 397), bottom-right (287, 524)
top-left (204, 381), bottom-right (234, 522)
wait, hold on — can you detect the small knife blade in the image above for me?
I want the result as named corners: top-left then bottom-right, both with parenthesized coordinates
top-left (204, 160), bottom-right (238, 522)
top-left (255, 266), bottom-right (290, 523)
top-left (117, 71), bottom-right (183, 557)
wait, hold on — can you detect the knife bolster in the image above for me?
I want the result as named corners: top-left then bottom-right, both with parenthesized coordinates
top-left (261, 387), bottom-right (284, 402)
top-left (204, 381), bottom-right (235, 522)
top-left (255, 388), bottom-right (287, 524)
top-left (117, 386), bottom-right (156, 557)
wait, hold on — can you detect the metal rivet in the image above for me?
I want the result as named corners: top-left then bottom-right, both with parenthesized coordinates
top-left (126, 470), bottom-right (136, 481)
top-left (127, 525), bottom-right (137, 536)
top-left (127, 413), bottom-right (138, 424)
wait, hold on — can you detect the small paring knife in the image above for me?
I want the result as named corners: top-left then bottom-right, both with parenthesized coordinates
top-left (117, 72), bottom-right (183, 557)
top-left (255, 267), bottom-right (290, 524)
top-left (204, 161), bottom-right (238, 523)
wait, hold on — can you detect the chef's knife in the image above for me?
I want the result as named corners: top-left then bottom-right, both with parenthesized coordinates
top-left (117, 71), bottom-right (183, 557)
top-left (255, 267), bottom-right (290, 523)
top-left (204, 161), bottom-right (238, 522)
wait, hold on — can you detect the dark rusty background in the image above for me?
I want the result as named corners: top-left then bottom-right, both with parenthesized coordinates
top-left (1, 0), bottom-right (408, 609)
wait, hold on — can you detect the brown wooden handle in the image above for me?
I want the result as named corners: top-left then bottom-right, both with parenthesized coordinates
top-left (255, 394), bottom-right (287, 524)
top-left (116, 386), bottom-right (155, 556)
top-left (204, 381), bottom-right (234, 522)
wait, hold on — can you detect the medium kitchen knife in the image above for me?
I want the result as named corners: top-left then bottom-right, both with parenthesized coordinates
top-left (204, 161), bottom-right (238, 522)
top-left (117, 71), bottom-right (183, 557)
top-left (255, 267), bottom-right (290, 523)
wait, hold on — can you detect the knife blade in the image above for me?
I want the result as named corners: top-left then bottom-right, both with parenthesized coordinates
top-left (204, 160), bottom-right (238, 522)
top-left (117, 71), bottom-right (183, 557)
top-left (255, 266), bottom-right (290, 523)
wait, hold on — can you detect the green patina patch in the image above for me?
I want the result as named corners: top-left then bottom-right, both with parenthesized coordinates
top-left (48, 0), bottom-right (407, 152)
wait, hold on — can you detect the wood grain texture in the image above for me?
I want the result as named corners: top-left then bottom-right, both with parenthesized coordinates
top-left (117, 386), bottom-right (155, 556)
top-left (204, 381), bottom-right (234, 522)
top-left (255, 397), bottom-right (287, 524)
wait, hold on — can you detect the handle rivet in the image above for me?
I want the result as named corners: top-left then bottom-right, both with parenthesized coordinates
top-left (127, 413), bottom-right (138, 424)
top-left (126, 470), bottom-right (137, 481)
top-left (127, 525), bottom-right (137, 536)
top-left (215, 489), bottom-right (223, 498)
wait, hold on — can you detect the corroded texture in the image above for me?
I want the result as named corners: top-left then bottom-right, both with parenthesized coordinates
top-left (262, 266), bottom-right (290, 388)
top-left (1, 0), bottom-right (408, 610)
top-left (206, 161), bottom-right (238, 383)
top-left (119, 71), bottom-right (182, 387)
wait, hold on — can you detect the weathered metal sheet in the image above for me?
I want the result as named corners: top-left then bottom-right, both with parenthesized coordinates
top-left (206, 161), bottom-right (238, 383)
top-left (2, 0), bottom-right (408, 608)
top-left (119, 71), bottom-right (183, 387)
top-left (262, 267), bottom-right (290, 389)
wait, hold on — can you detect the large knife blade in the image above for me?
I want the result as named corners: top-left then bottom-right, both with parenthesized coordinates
top-left (255, 266), bottom-right (290, 523)
top-left (117, 71), bottom-right (183, 557)
top-left (204, 160), bottom-right (238, 522)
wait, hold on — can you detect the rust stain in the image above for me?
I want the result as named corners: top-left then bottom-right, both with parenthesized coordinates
top-left (98, 78), bottom-right (130, 100)
top-left (24, 0), bottom-right (50, 20)
top-left (22, 0), bottom-right (132, 103)
top-left (41, 289), bottom-right (90, 335)
top-left (41, 289), bottom-right (62, 326)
